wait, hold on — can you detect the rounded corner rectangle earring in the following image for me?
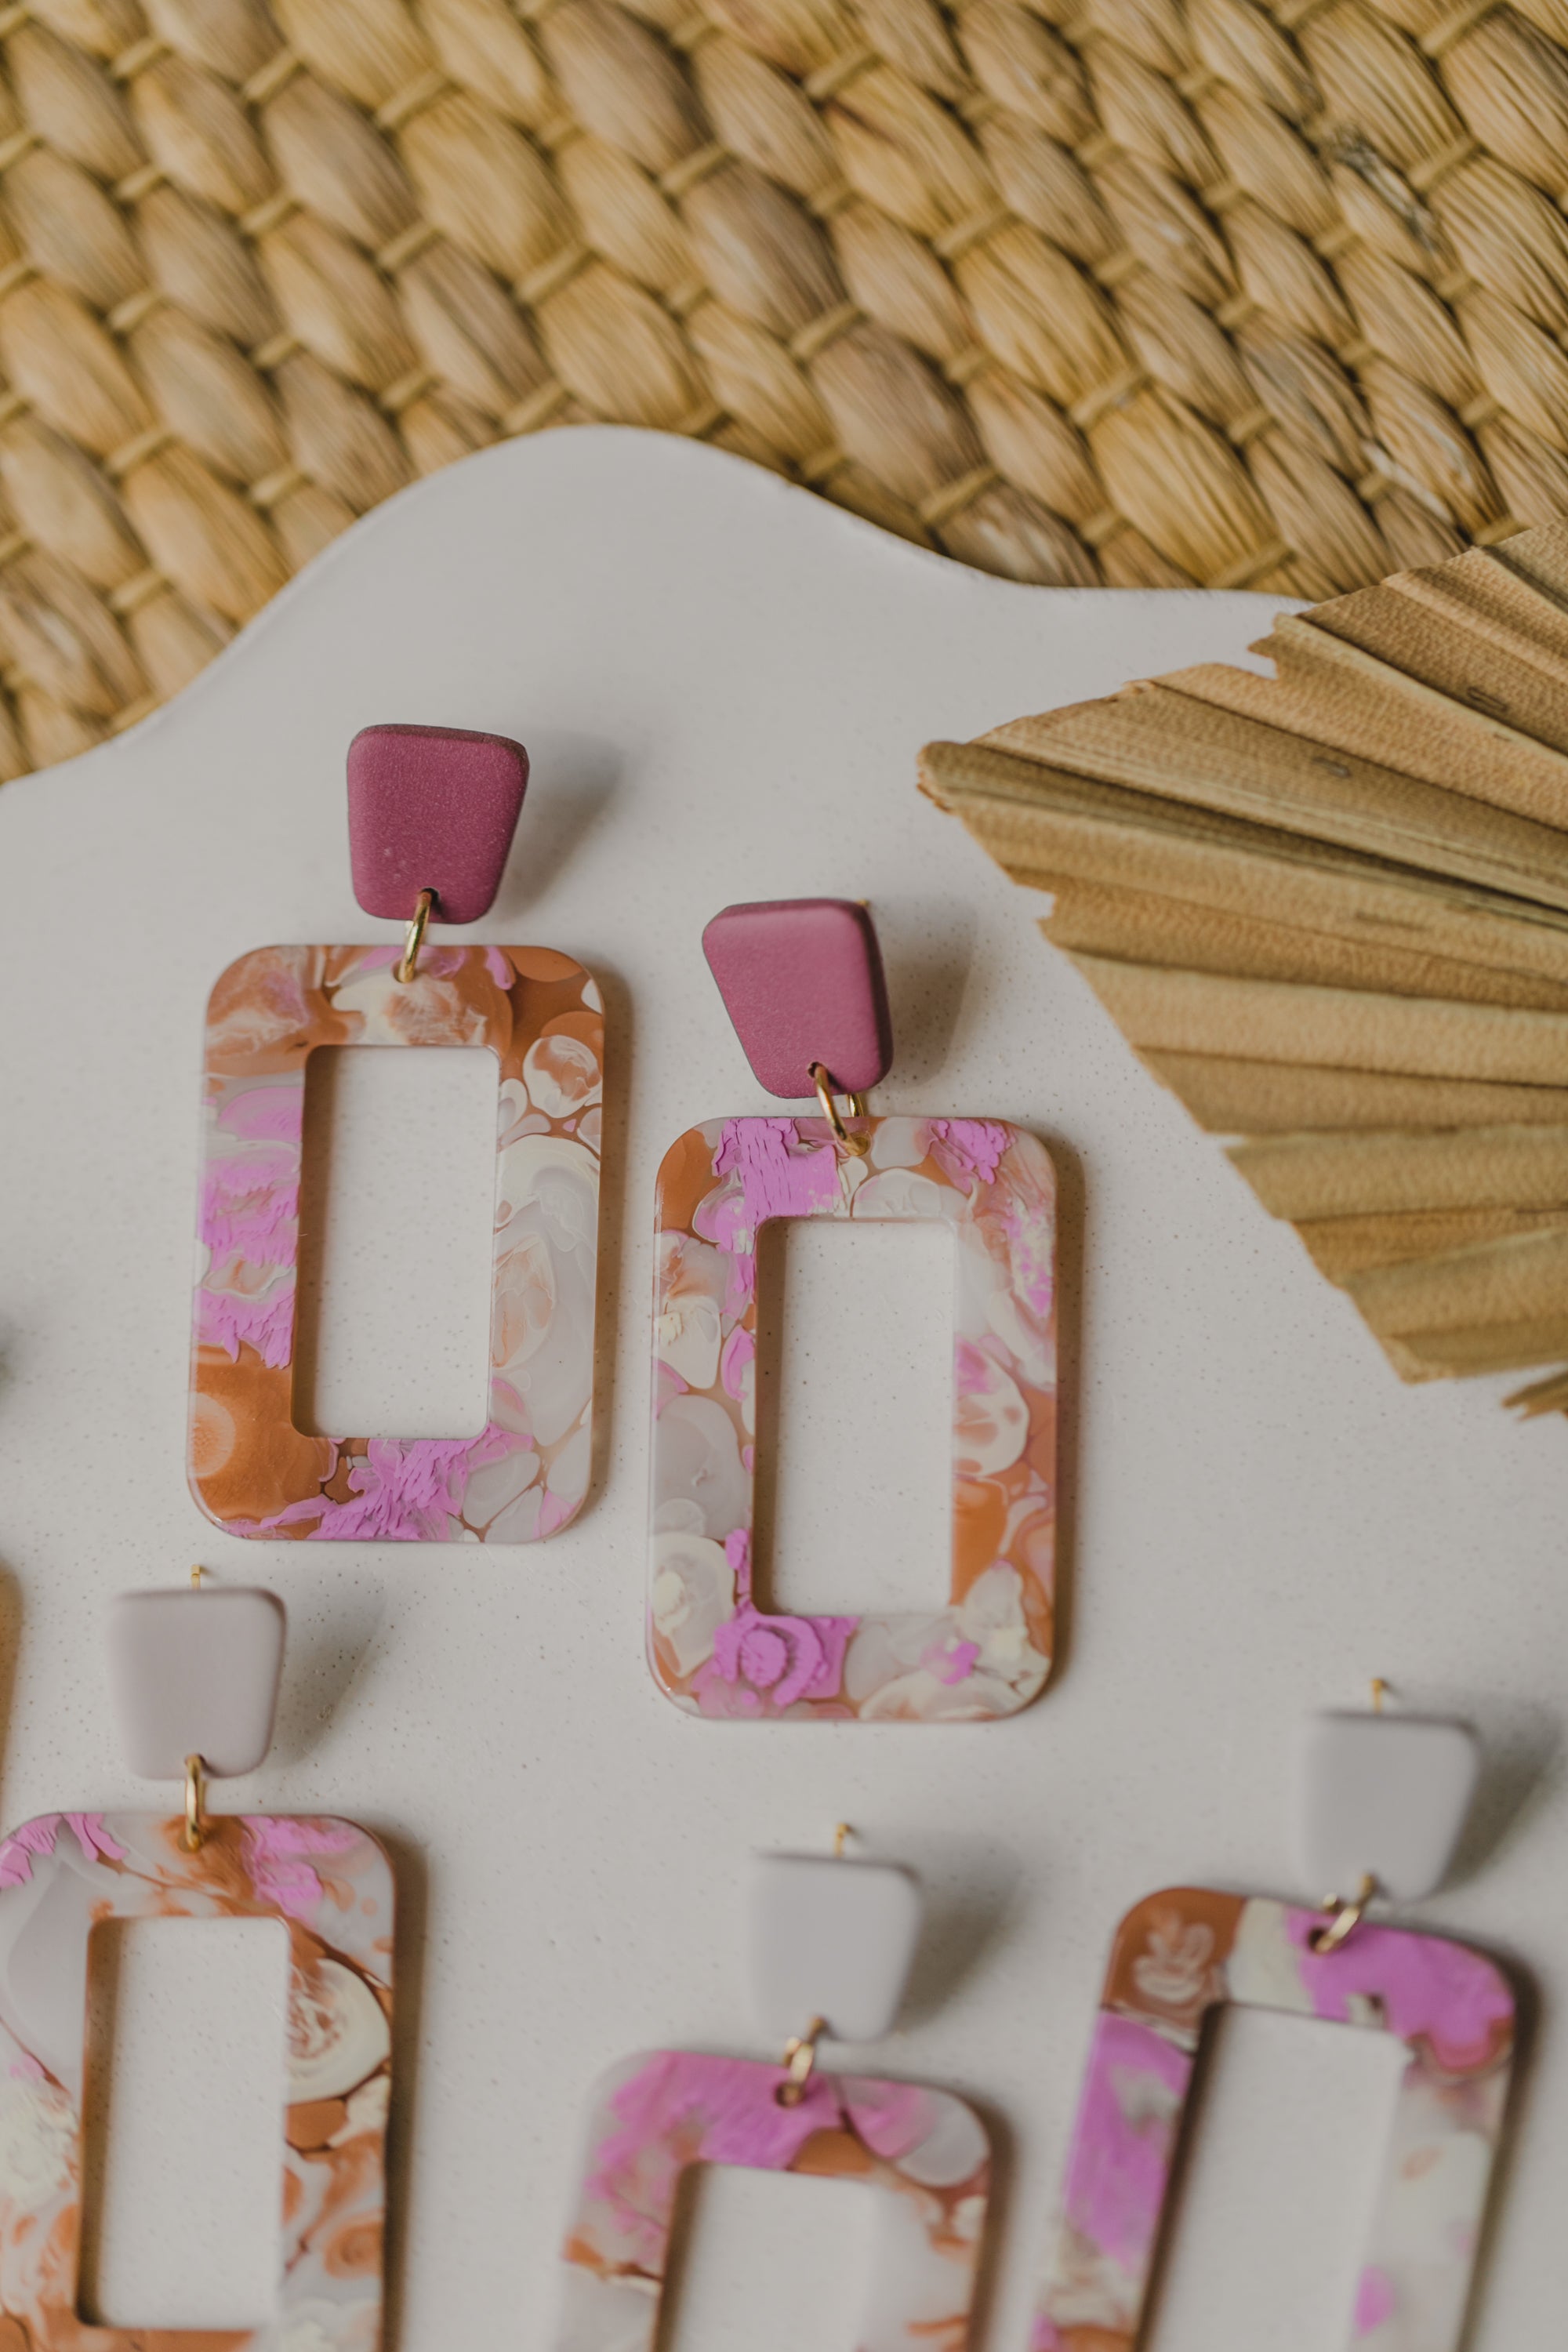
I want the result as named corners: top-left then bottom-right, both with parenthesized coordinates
top-left (551, 2049), bottom-right (992, 2351)
top-left (649, 1112), bottom-right (1058, 1722)
top-left (187, 724), bottom-right (604, 1543)
top-left (1033, 1885), bottom-right (1517, 2352)
top-left (0, 1806), bottom-right (394, 2347)
top-left (190, 945), bottom-right (603, 1542)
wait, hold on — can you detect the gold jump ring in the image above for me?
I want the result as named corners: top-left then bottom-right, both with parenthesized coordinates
top-left (1309, 1871), bottom-right (1376, 1955)
top-left (809, 1062), bottom-right (870, 1157)
top-left (776, 2016), bottom-right (826, 2107)
top-left (183, 1752), bottom-right (208, 1853)
top-left (396, 887), bottom-right (435, 982)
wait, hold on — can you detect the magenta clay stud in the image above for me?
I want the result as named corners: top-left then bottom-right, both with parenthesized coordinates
top-left (188, 723), bottom-right (604, 1545)
top-left (648, 895), bottom-right (1060, 1723)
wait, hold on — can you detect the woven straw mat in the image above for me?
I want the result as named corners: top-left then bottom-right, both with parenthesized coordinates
top-left (1, 0), bottom-right (1568, 775)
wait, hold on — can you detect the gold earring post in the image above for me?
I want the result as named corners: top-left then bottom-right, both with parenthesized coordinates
top-left (776, 2016), bottom-right (826, 2107)
top-left (1310, 1871), bottom-right (1376, 1954)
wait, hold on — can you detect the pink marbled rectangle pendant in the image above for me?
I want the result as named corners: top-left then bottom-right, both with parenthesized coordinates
top-left (188, 943), bottom-right (602, 1543)
top-left (648, 1112), bottom-right (1057, 1722)
top-left (554, 2049), bottom-right (990, 2349)
top-left (0, 1809), bottom-right (394, 2348)
top-left (1034, 1887), bottom-right (1517, 2350)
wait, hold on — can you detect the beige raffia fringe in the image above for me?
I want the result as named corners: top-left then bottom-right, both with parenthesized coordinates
top-left (1, 0), bottom-right (1567, 771)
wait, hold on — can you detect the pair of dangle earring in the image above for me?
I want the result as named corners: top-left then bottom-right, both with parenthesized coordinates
top-left (649, 895), bottom-right (1060, 1722)
top-left (1037, 1690), bottom-right (1515, 2351)
top-left (0, 1575), bottom-right (395, 2346)
top-left (553, 1833), bottom-right (992, 2350)
top-left (187, 723), bottom-right (604, 1544)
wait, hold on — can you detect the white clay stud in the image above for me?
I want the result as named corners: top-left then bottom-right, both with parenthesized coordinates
top-left (748, 1846), bottom-right (923, 2045)
top-left (1295, 1705), bottom-right (1481, 1905)
top-left (107, 1581), bottom-right (286, 1779)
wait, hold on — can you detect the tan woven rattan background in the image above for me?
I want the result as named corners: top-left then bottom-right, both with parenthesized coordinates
top-left (0, 0), bottom-right (1567, 771)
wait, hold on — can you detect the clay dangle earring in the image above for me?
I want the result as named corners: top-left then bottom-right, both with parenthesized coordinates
top-left (1035, 1688), bottom-right (1515, 2351)
top-left (0, 1574), bottom-right (395, 2347)
top-left (188, 724), bottom-right (604, 1543)
top-left (649, 897), bottom-right (1058, 1722)
top-left (552, 1832), bottom-right (993, 2349)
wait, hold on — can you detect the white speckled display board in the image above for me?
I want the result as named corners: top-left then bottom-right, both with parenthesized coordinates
top-left (1, 427), bottom-right (1563, 2348)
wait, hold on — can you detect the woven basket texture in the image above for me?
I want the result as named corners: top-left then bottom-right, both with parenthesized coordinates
top-left (1, 0), bottom-right (1567, 774)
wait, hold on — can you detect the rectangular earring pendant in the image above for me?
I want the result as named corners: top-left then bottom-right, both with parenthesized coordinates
top-left (0, 1808), bottom-right (394, 2345)
top-left (553, 2049), bottom-right (991, 2350)
top-left (649, 1112), bottom-right (1056, 1721)
top-left (1034, 1887), bottom-right (1517, 2351)
top-left (189, 944), bottom-right (603, 1541)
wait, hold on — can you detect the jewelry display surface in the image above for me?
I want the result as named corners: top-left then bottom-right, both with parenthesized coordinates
top-left (1, 427), bottom-right (1564, 2347)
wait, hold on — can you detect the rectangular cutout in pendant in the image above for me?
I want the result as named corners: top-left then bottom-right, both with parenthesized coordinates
top-left (80, 1916), bottom-right (290, 2330)
top-left (1149, 2005), bottom-right (1406, 2352)
top-left (757, 1218), bottom-right (954, 1615)
top-left (657, 2165), bottom-right (880, 2352)
top-left (295, 1044), bottom-right (496, 1439)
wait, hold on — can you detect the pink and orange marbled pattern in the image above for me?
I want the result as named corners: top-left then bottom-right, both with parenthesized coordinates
top-left (649, 1113), bottom-right (1057, 1722)
top-left (190, 942), bottom-right (602, 1542)
top-left (1035, 1888), bottom-right (1516, 2352)
top-left (554, 2049), bottom-right (990, 2349)
top-left (0, 1809), bottom-right (394, 2350)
